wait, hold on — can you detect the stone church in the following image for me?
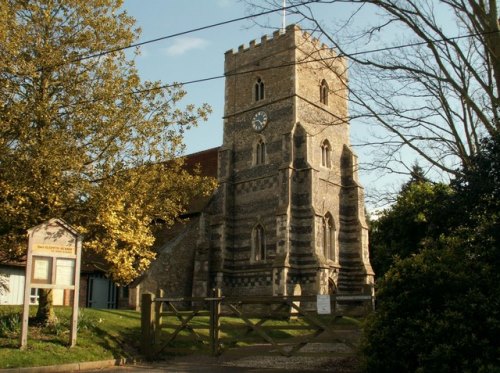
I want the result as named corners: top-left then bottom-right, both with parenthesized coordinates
top-left (132, 25), bottom-right (374, 306)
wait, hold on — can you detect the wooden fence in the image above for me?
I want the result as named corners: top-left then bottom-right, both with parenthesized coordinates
top-left (141, 289), bottom-right (374, 359)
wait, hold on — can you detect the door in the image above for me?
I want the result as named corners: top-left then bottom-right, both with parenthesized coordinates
top-left (88, 276), bottom-right (117, 308)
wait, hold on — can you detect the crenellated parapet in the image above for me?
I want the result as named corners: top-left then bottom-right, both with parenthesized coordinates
top-left (224, 25), bottom-right (296, 57)
top-left (224, 24), bottom-right (336, 58)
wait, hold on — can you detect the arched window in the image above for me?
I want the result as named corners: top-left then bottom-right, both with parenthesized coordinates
top-left (322, 213), bottom-right (335, 260)
top-left (255, 138), bottom-right (266, 165)
top-left (255, 78), bottom-right (265, 101)
top-left (252, 224), bottom-right (266, 261)
top-left (320, 79), bottom-right (329, 105)
top-left (321, 140), bottom-right (331, 168)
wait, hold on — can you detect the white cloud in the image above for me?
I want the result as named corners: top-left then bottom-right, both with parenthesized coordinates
top-left (164, 37), bottom-right (209, 56)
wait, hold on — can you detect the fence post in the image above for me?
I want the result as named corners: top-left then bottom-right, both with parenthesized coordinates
top-left (141, 292), bottom-right (155, 358)
top-left (154, 289), bottom-right (164, 344)
top-left (209, 288), bottom-right (222, 356)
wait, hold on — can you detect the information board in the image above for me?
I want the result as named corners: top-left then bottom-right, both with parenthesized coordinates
top-left (20, 218), bottom-right (82, 349)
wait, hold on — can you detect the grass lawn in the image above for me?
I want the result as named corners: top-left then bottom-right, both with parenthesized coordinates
top-left (0, 306), bottom-right (141, 369)
top-left (0, 305), bottom-right (363, 369)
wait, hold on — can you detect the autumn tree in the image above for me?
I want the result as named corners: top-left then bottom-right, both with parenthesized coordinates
top-left (246, 0), bottom-right (499, 182)
top-left (0, 0), bottom-right (215, 322)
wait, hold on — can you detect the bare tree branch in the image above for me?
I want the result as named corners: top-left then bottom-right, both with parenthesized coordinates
top-left (245, 0), bottom-right (499, 187)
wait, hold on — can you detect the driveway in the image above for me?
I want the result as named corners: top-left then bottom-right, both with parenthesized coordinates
top-left (87, 341), bottom-right (361, 373)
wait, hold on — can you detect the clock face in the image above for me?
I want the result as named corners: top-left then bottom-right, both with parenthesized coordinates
top-left (252, 111), bottom-right (268, 131)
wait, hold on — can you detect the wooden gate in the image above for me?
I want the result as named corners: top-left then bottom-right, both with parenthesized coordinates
top-left (141, 289), bottom-right (374, 359)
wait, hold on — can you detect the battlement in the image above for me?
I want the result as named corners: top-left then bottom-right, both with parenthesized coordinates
top-left (224, 24), bottom-right (333, 57)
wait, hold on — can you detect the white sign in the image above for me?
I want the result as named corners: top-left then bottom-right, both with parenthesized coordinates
top-left (33, 257), bottom-right (51, 282)
top-left (56, 259), bottom-right (75, 286)
top-left (317, 294), bottom-right (331, 314)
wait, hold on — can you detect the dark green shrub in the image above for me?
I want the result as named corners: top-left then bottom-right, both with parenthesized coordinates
top-left (0, 313), bottom-right (20, 337)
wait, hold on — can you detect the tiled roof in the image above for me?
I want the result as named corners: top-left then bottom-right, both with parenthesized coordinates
top-left (181, 147), bottom-right (220, 215)
top-left (182, 147), bottom-right (219, 178)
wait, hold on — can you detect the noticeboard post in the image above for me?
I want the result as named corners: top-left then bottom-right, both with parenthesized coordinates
top-left (20, 218), bottom-right (82, 349)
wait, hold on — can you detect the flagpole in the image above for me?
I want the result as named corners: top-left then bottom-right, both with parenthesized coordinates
top-left (282, 0), bottom-right (286, 32)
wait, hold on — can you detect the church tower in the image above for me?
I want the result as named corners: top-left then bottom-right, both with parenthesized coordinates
top-left (135, 25), bottom-right (374, 306)
top-left (193, 25), bottom-right (373, 299)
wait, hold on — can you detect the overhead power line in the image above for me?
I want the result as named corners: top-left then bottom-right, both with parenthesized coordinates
top-left (131, 29), bottom-right (498, 94)
top-left (55, 27), bottom-right (496, 111)
top-left (23, 0), bottom-right (496, 110)
top-left (52, 28), bottom-right (497, 111)
top-left (35, 0), bottom-right (497, 92)
top-left (62, 0), bottom-right (322, 66)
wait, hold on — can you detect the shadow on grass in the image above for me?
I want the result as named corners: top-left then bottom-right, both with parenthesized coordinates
top-left (79, 309), bottom-right (142, 358)
top-left (153, 315), bottom-right (361, 357)
top-left (88, 326), bottom-right (135, 358)
top-left (34, 308), bottom-right (140, 356)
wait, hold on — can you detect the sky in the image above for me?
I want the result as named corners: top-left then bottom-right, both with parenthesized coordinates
top-left (119, 0), bottom-right (402, 209)
top-left (121, 0), bottom-right (297, 153)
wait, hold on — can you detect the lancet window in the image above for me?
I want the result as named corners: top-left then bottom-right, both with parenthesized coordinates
top-left (255, 78), bottom-right (265, 101)
top-left (322, 213), bottom-right (335, 260)
top-left (252, 224), bottom-right (266, 261)
top-left (320, 79), bottom-right (329, 105)
top-left (255, 138), bottom-right (266, 165)
top-left (321, 140), bottom-right (331, 168)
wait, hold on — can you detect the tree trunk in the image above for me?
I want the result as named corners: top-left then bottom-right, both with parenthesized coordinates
top-left (36, 289), bottom-right (57, 325)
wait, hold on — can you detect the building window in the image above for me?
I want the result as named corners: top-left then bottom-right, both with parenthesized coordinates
top-left (255, 78), bottom-right (265, 101)
top-left (255, 138), bottom-right (266, 165)
top-left (252, 224), bottom-right (266, 261)
top-left (30, 288), bottom-right (39, 304)
top-left (321, 140), bottom-right (331, 168)
top-left (322, 213), bottom-right (335, 260)
top-left (320, 79), bottom-right (329, 105)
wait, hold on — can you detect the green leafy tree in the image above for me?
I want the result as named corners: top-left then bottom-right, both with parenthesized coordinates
top-left (452, 134), bottom-right (500, 225)
top-left (369, 179), bottom-right (453, 277)
top-left (0, 0), bottom-right (215, 323)
top-left (364, 239), bottom-right (500, 372)
top-left (400, 163), bottom-right (429, 192)
top-left (363, 135), bottom-right (500, 372)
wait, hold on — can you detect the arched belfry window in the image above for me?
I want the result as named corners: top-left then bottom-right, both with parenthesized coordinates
top-left (320, 79), bottom-right (329, 105)
top-left (321, 140), bottom-right (331, 168)
top-left (252, 224), bottom-right (266, 261)
top-left (255, 78), bottom-right (265, 101)
top-left (255, 137), bottom-right (266, 165)
top-left (322, 213), bottom-right (335, 260)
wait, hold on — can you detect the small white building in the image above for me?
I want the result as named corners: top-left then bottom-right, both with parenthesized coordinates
top-left (1, 263), bottom-right (127, 308)
top-left (1, 264), bottom-right (41, 305)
